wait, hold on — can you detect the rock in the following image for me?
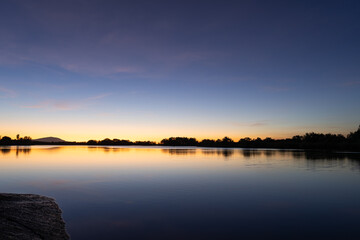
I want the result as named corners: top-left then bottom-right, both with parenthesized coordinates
top-left (0, 193), bottom-right (69, 240)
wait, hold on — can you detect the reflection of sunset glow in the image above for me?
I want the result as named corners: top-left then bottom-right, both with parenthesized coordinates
top-left (1, 146), bottom-right (358, 184)
top-left (0, 146), bottom-right (293, 172)
top-left (1, 146), bottom-right (359, 240)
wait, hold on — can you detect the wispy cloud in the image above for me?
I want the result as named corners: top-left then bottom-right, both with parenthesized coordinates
top-left (0, 87), bottom-right (17, 98)
top-left (22, 100), bottom-right (81, 110)
top-left (250, 122), bottom-right (267, 127)
top-left (86, 93), bottom-right (112, 101)
top-left (22, 102), bottom-right (48, 109)
top-left (113, 66), bottom-right (140, 74)
top-left (22, 93), bottom-right (111, 111)
top-left (233, 121), bottom-right (269, 127)
top-left (59, 62), bottom-right (142, 76)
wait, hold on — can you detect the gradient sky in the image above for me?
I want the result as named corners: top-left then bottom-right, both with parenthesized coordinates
top-left (1, 0), bottom-right (360, 142)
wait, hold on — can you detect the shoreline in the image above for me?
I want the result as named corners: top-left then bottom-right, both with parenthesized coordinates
top-left (1, 144), bottom-right (360, 153)
top-left (0, 193), bottom-right (69, 240)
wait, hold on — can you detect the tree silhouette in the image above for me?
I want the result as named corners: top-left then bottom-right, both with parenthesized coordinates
top-left (0, 136), bottom-right (12, 145)
top-left (161, 137), bottom-right (198, 146)
top-left (1, 124), bottom-right (360, 150)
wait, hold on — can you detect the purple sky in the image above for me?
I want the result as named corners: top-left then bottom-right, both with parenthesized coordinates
top-left (1, 0), bottom-right (360, 141)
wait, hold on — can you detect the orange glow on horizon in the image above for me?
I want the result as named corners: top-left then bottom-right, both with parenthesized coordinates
top-left (1, 121), bottom-right (353, 142)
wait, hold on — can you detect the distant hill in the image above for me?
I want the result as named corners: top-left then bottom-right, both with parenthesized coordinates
top-left (33, 137), bottom-right (66, 143)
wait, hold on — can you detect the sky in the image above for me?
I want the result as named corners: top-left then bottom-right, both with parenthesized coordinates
top-left (1, 0), bottom-right (360, 142)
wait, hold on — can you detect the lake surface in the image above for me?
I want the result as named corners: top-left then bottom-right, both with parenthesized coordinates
top-left (1, 146), bottom-right (360, 239)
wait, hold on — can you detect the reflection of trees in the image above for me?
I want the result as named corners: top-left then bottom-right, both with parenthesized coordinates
top-left (16, 147), bottom-right (31, 157)
top-left (0, 147), bottom-right (31, 156)
top-left (241, 149), bottom-right (262, 158)
top-left (238, 149), bottom-right (360, 170)
top-left (87, 146), bottom-right (131, 153)
top-left (291, 151), bottom-right (305, 159)
top-left (162, 149), bottom-right (197, 155)
top-left (161, 148), bottom-right (235, 157)
top-left (291, 150), bottom-right (360, 161)
top-left (292, 151), bottom-right (360, 171)
top-left (302, 151), bottom-right (360, 161)
top-left (349, 159), bottom-right (360, 170)
top-left (221, 149), bottom-right (234, 158)
top-left (263, 150), bottom-right (276, 157)
top-left (1, 148), bottom-right (11, 155)
top-left (201, 149), bottom-right (217, 156)
top-left (202, 149), bottom-right (235, 158)
top-left (110, 147), bottom-right (131, 153)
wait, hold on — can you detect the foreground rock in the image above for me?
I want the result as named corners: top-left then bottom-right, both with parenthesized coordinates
top-left (0, 193), bottom-right (69, 240)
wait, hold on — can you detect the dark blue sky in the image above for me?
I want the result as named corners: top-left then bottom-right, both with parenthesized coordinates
top-left (1, 0), bottom-right (359, 141)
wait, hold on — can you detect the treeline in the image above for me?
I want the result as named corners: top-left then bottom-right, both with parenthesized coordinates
top-left (0, 135), bottom-right (32, 145)
top-left (86, 139), bottom-right (156, 146)
top-left (1, 126), bottom-right (360, 151)
top-left (160, 126), bottom-right (360, 151)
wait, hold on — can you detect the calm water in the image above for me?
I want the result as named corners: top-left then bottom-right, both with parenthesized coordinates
top-left (1, 146), bottom-right (360, 239)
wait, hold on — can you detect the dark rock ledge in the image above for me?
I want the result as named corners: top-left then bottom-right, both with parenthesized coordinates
top-left (0, 193), bottom-right (69, 240)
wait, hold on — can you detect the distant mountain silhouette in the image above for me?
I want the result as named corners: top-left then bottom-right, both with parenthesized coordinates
top-left (33, 137), bottom-right (66, 143)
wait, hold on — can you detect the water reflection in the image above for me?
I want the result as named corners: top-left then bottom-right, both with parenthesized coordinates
top-left (201, 149), bottom-right (234, 158)
top-left (159, 147), bottom-right (360, 170)
top-left (16, 147), bottom-right (31, 157)
top-left (0, 146), bottom-right (360, 240)
top-left (161, 148), bottom-right (197, 155)
top-left (1, 148), bottom-right (11, 155)
top-left (241, 149), bottom-right (262, 158)
top-left (161, 148), bottom-right (235, 158)
top-left (295, 151), bottom-right (360, 171)
top-left (0, 146), bottom-right (31, 157)
top-left (87, 146), bottom-right (131, 153)
top-left (2, 146), bottom-right (359, 163)
top-left (263, 150), bottom-right (276, 157)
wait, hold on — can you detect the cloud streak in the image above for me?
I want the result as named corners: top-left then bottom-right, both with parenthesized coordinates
top-left (233, 121), bottom-right (269, 127)
top-left (86, 93), bottom-right (112, 101)
top-left (22, 93), bottom-right (111, 111)
top-left (60, 62), bottom-right (142, 75)
top-left (22, 100), bottom-right (81, 110)
top-left (0, 87), bottom-right (16, 98)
